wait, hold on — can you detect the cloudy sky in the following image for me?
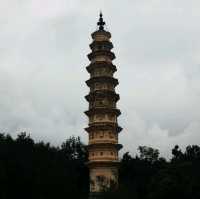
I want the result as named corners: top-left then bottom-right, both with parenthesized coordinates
top-left (0, 0), bottom-right (200, 158)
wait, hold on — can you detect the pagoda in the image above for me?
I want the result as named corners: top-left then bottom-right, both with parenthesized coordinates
top-left (85, 13), bottom-right (123, 197)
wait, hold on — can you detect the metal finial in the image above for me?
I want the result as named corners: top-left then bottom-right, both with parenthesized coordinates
top-left (97, 12), bottom-right (105, 30)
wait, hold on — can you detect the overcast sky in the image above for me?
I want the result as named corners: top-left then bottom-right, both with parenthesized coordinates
top-left (0, 0), bottom-right (200, 158)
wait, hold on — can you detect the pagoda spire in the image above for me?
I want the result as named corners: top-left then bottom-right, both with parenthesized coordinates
top-left (97, 12), bottom-right (105, 30)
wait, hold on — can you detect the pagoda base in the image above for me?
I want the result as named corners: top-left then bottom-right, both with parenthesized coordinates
top-left (89, 192), bottom-right (103, 199)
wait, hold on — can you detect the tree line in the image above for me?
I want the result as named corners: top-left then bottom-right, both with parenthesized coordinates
top-left (0, 133), bottom-right (199, 199)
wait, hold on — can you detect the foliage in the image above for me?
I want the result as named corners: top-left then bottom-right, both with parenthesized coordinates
top-left (0, 133), bottom-right (89, 199)
top-left (138, 146), bottom-right (160, 163)
top-left (102, 144), bottom-right (200, 199)
top-left (0, 133), bottom-right (200, 199)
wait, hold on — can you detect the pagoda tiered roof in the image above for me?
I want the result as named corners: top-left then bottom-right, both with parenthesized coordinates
top-left (89, 40), bottom-right (113, 50)
top-left (87, 143), bottom-right (123, 151)
top-left (86, 160), bottom-right (120, 168)
top-left (86, 61), bottom-right (117, 73)
top-left (84, 107), bottom-right (121, 117)
top-left (87, 121), bottom-right (122, 131)
top-left (91, 30), bottom-right (111, 40)
top-left (87, 50), bottom-right (115, 61)
top-left (85, 90), bottom-right (120, 102)
top-left (86, 76), bottom-right (118, 87)
top-left (85, 123), bottom-right (123, 133)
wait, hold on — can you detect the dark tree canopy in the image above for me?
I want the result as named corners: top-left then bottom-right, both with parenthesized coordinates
top-left (0, 132), bottom-right (200, 199)
top-left (0, 133), bottom-right (89, 199)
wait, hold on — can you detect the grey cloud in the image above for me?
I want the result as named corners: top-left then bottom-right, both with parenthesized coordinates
top-left (0, 0), bottom-right (200, 157)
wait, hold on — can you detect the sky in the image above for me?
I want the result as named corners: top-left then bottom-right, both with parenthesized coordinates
top-left (0, 0), bottom-right (200, 158)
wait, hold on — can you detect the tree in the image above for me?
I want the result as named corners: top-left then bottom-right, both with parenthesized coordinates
top-left (171, 145), bottom-right (184, 162)
top-left (1, 133), bottom-right (200, 199)
top-left (61, 136), bottom-right (87, 161)
top-left (0, 133), bottom-right (89, 199)
top-left (138, 146), bottom-right (160, 163)
top-left (185, 145), bottom-right (200, 161)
